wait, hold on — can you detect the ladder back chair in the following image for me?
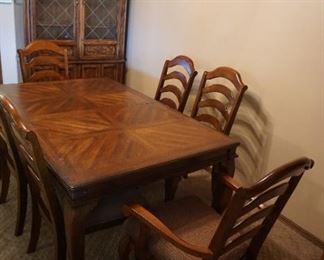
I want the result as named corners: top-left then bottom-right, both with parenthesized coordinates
top-left (155, 55), bottom-right (198, 112)
top-left (119, 157), bottom-right (314, 260)
top-left (0, 95), bottom-right (66, 259)
top-left (18, 40), bottom-right (69, 83)
top-left (0, 102), bottom-right (28, 236)
top-left (191, 67), bottom-right (248, 135)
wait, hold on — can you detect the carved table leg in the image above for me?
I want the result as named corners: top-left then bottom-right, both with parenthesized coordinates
top-left (165, 176), bottom-right (181, 202)
top-left (211, 153), bottom-right (236, 213)
top-left (63, 198), bottom-right (98, 260)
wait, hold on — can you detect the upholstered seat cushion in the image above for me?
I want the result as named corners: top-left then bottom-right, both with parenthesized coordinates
top-left (150, 196), bottom-right (220, 260)
top-left (123, 196), bottom-right (249, 259)
top-left (124, 196), bottom-right (220, 260)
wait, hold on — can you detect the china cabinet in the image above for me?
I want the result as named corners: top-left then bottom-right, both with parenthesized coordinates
top-left (25, 0), bottom-right (128, 82)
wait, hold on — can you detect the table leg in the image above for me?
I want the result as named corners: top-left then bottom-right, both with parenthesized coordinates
top-left (211, 153), bottom-right (236, 213)
top-left (63, 199), bottom-right (97, 260)
top-left (164, 176), bottom-right (181, 201)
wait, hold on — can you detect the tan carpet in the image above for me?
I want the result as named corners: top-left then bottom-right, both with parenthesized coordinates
top-left (0, 171), bottom-right (323, 260)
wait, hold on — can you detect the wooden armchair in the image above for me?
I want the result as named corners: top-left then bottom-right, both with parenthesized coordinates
top-left (191, 67), bottom-right (248, 135)
top-left (155, 55), bottom-right (198, 112)
top-left (0, 95), bottom-right (146, 260)
top-left (18, 40), bottom-right (69, 82)
top-left (119, 158), bottom-right (314, 260)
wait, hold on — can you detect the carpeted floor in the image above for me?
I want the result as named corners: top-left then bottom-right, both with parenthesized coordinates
top-left (0, 171), bottom-right (323, 260)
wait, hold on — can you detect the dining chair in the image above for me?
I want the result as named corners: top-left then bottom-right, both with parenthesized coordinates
top-left (0, 105), bottom-right (28, 237)
top-left (0, 95), bottom-right (147, 260)
top-left (18, 40), bottom-right (69, 83)
top-left (181, 66), bottom-right (248, 180)
top-left (119, 157), bottom-right (314, 260)
top-left (191, 66), bottom-right (248, 135)
top-left (155, 55), bottom-right (198, 112)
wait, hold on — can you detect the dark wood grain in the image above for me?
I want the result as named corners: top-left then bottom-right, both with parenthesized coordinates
top-left (121, 158), bottom-right (314, 260)
top-left (0, 78), bottom-right (238, 201)
top-left (0, 78), bottom-right (238, 260)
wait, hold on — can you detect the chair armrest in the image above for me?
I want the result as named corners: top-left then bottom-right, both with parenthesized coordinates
top-left (123, 204), bottom-right (213, 259)
top-left (221, 175), bottom-right (242, 191)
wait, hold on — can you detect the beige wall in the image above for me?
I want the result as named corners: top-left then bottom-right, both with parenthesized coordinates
top-left (126, 0), bottom-right (324, 240)
top-left (0, 1), bottom-right (24, 83)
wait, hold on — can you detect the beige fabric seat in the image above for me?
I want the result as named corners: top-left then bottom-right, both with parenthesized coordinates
top-left (148, 196), bottom-right (220, 260)
top-left (119, 158), bottom-right (314, 260)
top-left (124, 196), bottom-right (247, 260)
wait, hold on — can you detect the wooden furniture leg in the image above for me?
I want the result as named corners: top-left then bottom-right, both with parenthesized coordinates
top-left (63, 199), bottom-right (97, 260)
top-left (165, 176), bottom-right (181, 201)
top-left (211, 152), bottom-right (236, 213)
top-left (15, 174), bottom-right (28, 236)
top-left (0, 143), bottom-right (10, 203)
top-left (27, 192), bottom-right (41, 253)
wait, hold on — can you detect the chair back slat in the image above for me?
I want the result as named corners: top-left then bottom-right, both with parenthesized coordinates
top-left (241, 182), bottom-right (289, 216)
top-left (18, 40), bottom-right (69, 83)
top-left (159, 98), bottom-right (178, 110)
top-left (160, 85), bottom-right (183, 103)
top-left (203, 84), bottom-right (234, 102)
top-left (230, 205), bottom-right (274, 236)
top-left (29, 70), bottom-right (66, 82)
top-left (223, 226), bottom-right (261, 254)
top-left (163, 71), bottom-right (187, 90)
top-left (191, 67), bottom-right (248, 135)
top-left (195, 114), bottom-right (221, 130)
top-left (167, 55), bottom-right (195, 75)
top-left (26, 56), bottom-right (67, 70)
top-left (198, 99), bottom-right (229, 120)
top-left (209, 157), bottom-right (314, 258)
top-left (155, 55), bottom-right (198, 112)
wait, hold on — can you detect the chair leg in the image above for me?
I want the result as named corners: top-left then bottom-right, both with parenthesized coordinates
top-left (15, 176), bottom-right (28, 236)
top-left (0, 159), bottom-right (10, 204)
top-left (27, 194), bottom-right (41, 253)
top-left (119, 234), bottom-right (132, 260)
top-left (54, 230), bottom-right (66, 260)
top-left (164, 176), bottom-right (181, 201)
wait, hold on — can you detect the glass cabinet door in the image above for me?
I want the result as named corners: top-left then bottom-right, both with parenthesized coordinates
top-left (84, 0), bottom-right (118, 40)
top-left (34, 0), bottom-right (75, 40)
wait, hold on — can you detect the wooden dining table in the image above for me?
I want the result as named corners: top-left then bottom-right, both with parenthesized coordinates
top-left (0, 78), bottom-right (239, 259)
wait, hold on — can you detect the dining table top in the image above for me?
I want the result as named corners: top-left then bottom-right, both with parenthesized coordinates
top-left (0, 78), bottom-right (239, 201)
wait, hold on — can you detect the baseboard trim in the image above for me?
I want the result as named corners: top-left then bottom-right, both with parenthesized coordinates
top-left (279, 215), bottom-right (324, 250)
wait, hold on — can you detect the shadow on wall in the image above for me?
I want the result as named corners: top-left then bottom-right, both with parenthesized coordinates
top-left (231, 93), bottom-right (273, 185)
top-left (185, 90), bottom-right (273, 186)
top-left (127, 68), bottom-right (273, 186)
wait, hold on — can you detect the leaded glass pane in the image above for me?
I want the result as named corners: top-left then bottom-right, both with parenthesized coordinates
top-left (36, 0), bottom-right (74, 40)
top-left (84, 0), bottom-right (118, 40)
